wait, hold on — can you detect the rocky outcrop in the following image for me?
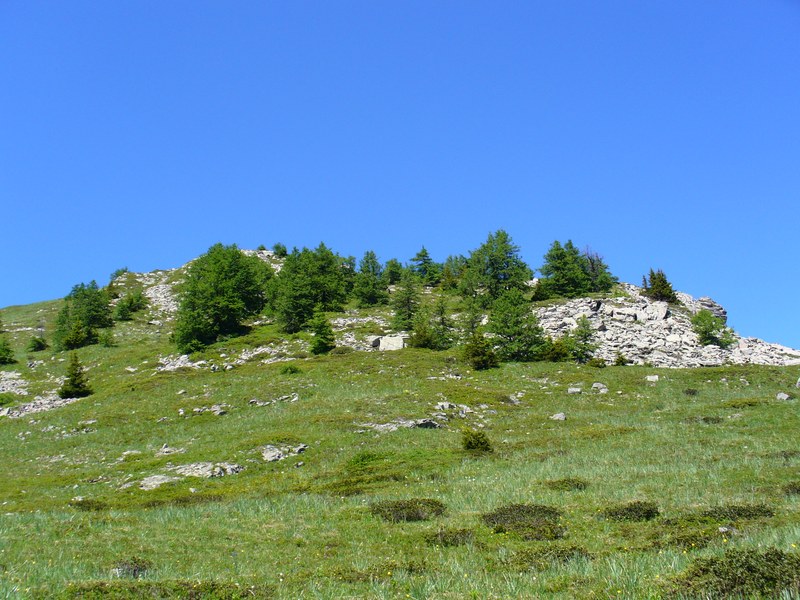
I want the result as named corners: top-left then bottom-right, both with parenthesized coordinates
top-left (535, 284), bottom-right (800, 368)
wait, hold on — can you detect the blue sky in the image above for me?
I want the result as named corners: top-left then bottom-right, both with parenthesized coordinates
top-left (2, 2), bottom-right (799, 348)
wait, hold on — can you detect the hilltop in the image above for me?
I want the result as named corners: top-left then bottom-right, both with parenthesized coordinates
top-left (1, 241), bottom-right (799, 599)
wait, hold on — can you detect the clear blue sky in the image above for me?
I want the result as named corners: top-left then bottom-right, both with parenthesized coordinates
top-left (2, 1), bottom-right (799, 348)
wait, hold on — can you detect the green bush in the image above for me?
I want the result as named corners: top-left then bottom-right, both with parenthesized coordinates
top-left (482, 503), bottom-right (565, 540)
top-left (461, 428), bottom-right (493, 453)
top-left (701, 503), bottom-right (774, 521)
top-left (587, 357), bottom-right (606, 368)
top-left (602, 500), bottom-right (660, 522)
top-left (641, 268), bottom-right (678, 303)
top-left (423, 528), bottom-right (475, 547)
top-left (0, 336), bottom-right (15, 365)
top-left (487, 289), bottom-right (546, 361)
top-left (462, 333), bottom-right (499, 370)
top-left (544, 477), bottom-right (588, 491)
top-left (27, 336), bottom-right (48, 352)
top-left (509, 544), bottom-right (591, 571)
top-left (49, 580), bottom-right (268, 599)
top-left (782, 481), bottom-right (800, 496)
top-left (309, 311), bottom-right (335, 355)
top-left (114, 290), bottom-right (148, 321)
top-left (370, 498), bottom-right (446, 522)
top-left (666, 548), bottom-right (800, 599)
top-left (691, 309), bottom-right (735, 348)
top-left (68, 497), bottom-right (108, 511)
top-left (53, 281), bottom-right (112, 350)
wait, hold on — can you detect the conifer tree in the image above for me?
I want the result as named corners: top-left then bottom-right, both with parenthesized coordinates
top-left (460, 230), bottom-right (532, 307)
top-left (641, 268), bottom-right (679, 303)
top-left (391, 271), bottom-right (420, 331)
top-left (54, 281), bottom-right (112, 350)
top-left (488, 289), bottom-right (546, 362)
top-left (309, 311), bottom-right (336, 355)
top-left (58, 353), bottom-right (92, 399)
top-left (566, 315), bottom-right (597, 363)
top-left (0, 336), bottom-right (15, 365)
top-left (410, 246), bottom-right (441, 286)
top-left (409, 297), bottom-right (454, 350)
top-left (352, 250), bottom-right (389, 307)
top-left (382, 258), bottom-right (405, 285)
top-left (462, 333), bottom-right (499, 370)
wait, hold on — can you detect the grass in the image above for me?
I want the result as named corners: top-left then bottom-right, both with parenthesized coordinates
top-left (1, 292), bottom-right (800, 598)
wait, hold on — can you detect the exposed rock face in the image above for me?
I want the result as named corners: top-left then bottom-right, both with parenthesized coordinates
top-left (534, 284), bottom-right (800, 368)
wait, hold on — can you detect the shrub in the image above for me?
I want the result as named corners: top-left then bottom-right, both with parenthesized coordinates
top-left (602, 500), bottom-right (660, 522)
top-left (510, 544), bottom-right (591, 571)
top-left (614, 352), bottom-right (629, 366)
top-left (539, 337), bottom-right (572, 362)
top-left (701, 503), bottom-right (774, 521)
top-left (544, 477), bottom-right (588, 492)
top-left (114, 290), bottom-right (148, 321)
top-left (0, 336), bottom-right (15, 365)
top-left (272, 242), bottom-right (288, 257)
top-left (666, 548), bottom-right (800, 599)
top-left (27, 336), bottom-right (48, 352)
top-left (683, 388), bottom-right (699, 396)
top-left (370, 498), bottom-right (446, 522)
top-left (329, 345), bottom-right (353, 355)
top-left (462, 333), bottom-right (499, 370)
top-left (111, 556), bottom-right (152, 579)
top-left (782, 481), bottom-right (800, 496)
top-left (641, 268), bottom-right (678, 303)
top-left (68, 497), bottom-right (108, 511)
top-left (461, 428), bottom-right (493, 453)
top-left (58, 353), bottom-right (92, 399)
top-left (691, 309), bottom-right (735, 348)
top-left (587, 357), bottom-right (606, 368)
top-left (487, 289), bottom-right (546, 361)
top-left (390, 271), bottom-right (420, 331)
top-left (482, 503), bottom-right (565, 540)
top-left (409, 297), bottom-right (454, 351)
top-left (53, 281), bottom-right (112, 350)
top-left (423, 528), bottom-right (475, 547)
top-left (52, 580), bottom-right (267, 599)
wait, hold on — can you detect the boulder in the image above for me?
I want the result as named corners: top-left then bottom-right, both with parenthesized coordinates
top-left (776, 392), bottom-right (791, 401)
top-left (549, 412), bottom-right (566, 421)
top-left (378, 335), bottom-right (408, 351)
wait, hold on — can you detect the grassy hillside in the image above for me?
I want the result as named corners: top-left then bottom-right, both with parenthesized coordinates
top-left (1, 291), bottom-right (799, 599)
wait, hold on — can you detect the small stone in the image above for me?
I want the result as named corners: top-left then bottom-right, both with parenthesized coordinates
top-left (591, 383), bottom-right (608, 394)
top-left (549, 412), bottom-right (566, 421)
top-left (646, 375), bottom-right (659, 383)
top-left (776, 392), bottom-right (790, 401)
top-left (796, 377), bottom-right (800, 389)
top-left (567, 387), bottom-right (582, 395)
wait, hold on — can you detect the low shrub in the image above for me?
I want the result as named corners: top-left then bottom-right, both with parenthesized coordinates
top-left (27, 336), bottom-right (48, 352)
top-left (329, 345), bottom-right (354, 355)
top-left (586, 357), bottom-right (606, 368)
top-left (370, 498), bottom-right (446, 522)
top-left (654, 515), bottom-right (721, 550)
top-left (49, 580), bottom-right (269, 599)
top-left (602, 500), bottom-right (659, 522)
top-left (544, 477), bottom-right (588, 492)
top-left (613, 353), bottom-right (629, 366)
top-left (683, 388), bottom-right (699, 396)
top-left (111, 556), bottom-right (152, 579)
top-left (279, 364), bottom-right (302, 375)
top-left (509, 544), bottom-right (591, 571)
top-left (482, 503), bottom-right (565, 540)
top-left (69, 497), bottom-right (108, 511)
top-left (701, 503), bottom-right (774, 522)
top-left (461, 428), bottom-right (493, 453)
top-left (665, 548), bottom-right (800, 599)
top-left (423, 528), bottom-right (475, 547)
top-left (783, 481), bottom-right (800, 496)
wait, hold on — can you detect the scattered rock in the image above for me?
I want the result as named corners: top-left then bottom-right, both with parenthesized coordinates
top-left (249, 393), bottom-right (299, 407)
top-left (192, 404), bottom-right (229, 416)
top-left (170, 462), bottom-right (243, 478)
top-left (360, 418), bottom-right (442, 433)
top-left (591, 383), bottom-right (609, 394)
top-left (550, 413), bottom-right (567, 421)
top-left (139, 475), bottom-right (179, 490)
top-left (776, 392), bottom-right (791, 401)
top-left (155, 444), bottom-right (185, 457)
top-left (259, 444), bottom-right (308, 462)
top-left (646, 375), bottom-right (659, 383)
top-left (567, 387), bottom-right (582, 395)
top-left (1, 394), bottom-right (80, 419)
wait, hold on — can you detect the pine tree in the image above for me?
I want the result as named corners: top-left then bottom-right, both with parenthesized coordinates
top-left (53, 281), bottom-right (112, 350)
top-left (488, 289), bottom-right (546, 362)
top-left (536, 241), bottom-right (617, 299)
top-left (642, 269), bottom-right (679, 303)
top-left (460, 230), bottom-right (532, 307)
top-left (0, 336), bottom-right (15, 365)
top-left (382, 258), bottom-right (405, 285)
top-left (58, 353), bottom-right (92, 399)
top-left (391, 271), bottom-right (420, 331)
top-left (309, 311), bottom-right (336, 355)
top-left (462, 333), bottom-right (499, 370)
top-left (352, 250), bottom-right (389, 307)
top-left (410, 246), bottom-right (441, 286)
top-left (567, 315), bottom-right (597, 363)
top-left (409, 297), bottom-right (454, 350)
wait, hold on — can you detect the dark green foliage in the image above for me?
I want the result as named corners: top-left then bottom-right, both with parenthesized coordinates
top-left (309, 311), bottom-right (336, 355)
top-left (510, 544), bottom-right (591, 571)
top-left (109, 267), bottom-right (129, 281)
top-left (0, 393), bottom-right (15, 407)
top-left (683, 388), bottom-right (699, 396)
top-left (68, 497), bottom-right (108, 511)
top-left (642, 268), bottom-right (679, 303)
top-left (27, 336), bottom-right (48, 352)
top-left (51, 580), bottom-right (269, 599)
top-left (566, 315), bottom-right (597, 363)
top-left (0, 336), bottom-right (15, 365)
top-left (391, 271), bottom-right (420, 331)
top-left (329, 345), bottom-right (353, 355)
top-left (98, 329), bottom-right (116, 348)
top-left (352, 250), bottom-right (389, 307)
top-left (114, 290), bottom-right (148, 321)
top-left (782, 481), bottom-right (800, 495)
top-left (370, 498), bottom-right (446, 522)
top-left (272, 242), bottom-right (288, 257)
top-left (462, 333), bottom-right (499, 370)
top-left (58, 353), bottom-right (92, 399)
top-left (460, 230), bottom-right (532, 307)
top-left (666, 548), bottom-right (800, 599)
top-left (112, 556), bottom-right (152, 579)
top-left (587, 357), bottom-right (606, 368)
top-left (602, 500), bottom-right (660, 521)
top-left (271, 244), bottom-right (348, 333)
top-left (534, 241), bottom-right (617, 299)
top-left (488, 289), bottom-right (546, 362)
top-left (544, 477), bottom-right (588, 491)
top-left (539, 337), bottom-right (573, 362)
top-left (461, 428), bottom-right (493, 453)
top-left (173, 244), bottom-right (272, 351)
top-left (440, 254), bottom-right (467, 291)
top-left (614, 352), bottom-right (629, 366)
top-left (54, 281), bottom-right (112, 350)
top-left (701, 503), bottom-right (774, 521)
top-left (654, 515), bottom-right (720, 550)
top-left (382, 258), bottom-right (405, 285)
top-left (410, 246), bottom-right (441, 286)
top-left (408, 297), bottom-right (454, 350)
top-left (279, 364), bottom-right (302, 375)
top-left (692, 309), bottom-right (735, 348)
top-left (423, 528), bottom-right (475, 547)
top-left (482, 503), bottom-right (565, 540)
